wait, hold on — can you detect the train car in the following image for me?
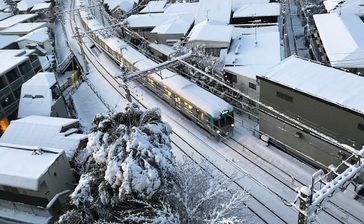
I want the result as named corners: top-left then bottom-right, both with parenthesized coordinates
top-left (77, 5), bottom-right (234, 137)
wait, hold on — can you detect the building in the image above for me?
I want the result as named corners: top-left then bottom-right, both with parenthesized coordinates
top-left (0, 34), bottom-right (20, 49)
top-left (324, 0), bottom-right (364, 17)
top-left (194, 0), bottom-right (232, 25)
top-left (0, 49), bottom-right (42, 135)
top-left (258, 56), bottom-right (364, 178)
top-left (188, 20), bottom-right (233, 57)
top-left (231, 3), bottom-right (280, 25)
top-left (224, 26), bottom-right (281, 101)
top-left (139, 0), bottom-right (167, 14)
top-left (0, 22), bottom-right (46, 35)
top-left (312, 13), bottom-right (364, 74)
top-left (0, 14), bottom-right (38, 30)
top-left (103, 0), bottom-right (139, 18)
top-left (18, 72), bottom-right (68, 119)
top-left (16, 27), bottom-right (51, 54)
top-left (0, 143), bottom-right (74, 223)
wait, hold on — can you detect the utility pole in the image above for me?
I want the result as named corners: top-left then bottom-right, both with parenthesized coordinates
top-left (293, 146), bottom-right (364, 223)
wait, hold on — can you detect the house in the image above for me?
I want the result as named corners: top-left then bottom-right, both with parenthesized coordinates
top-left (16, 27), bottom-right (51, 54)
top-left (0, 34), bottom-right (20, 49)
top-left (103, 0), bottom-right (139, 18)
top-left (194, 0), bottom-right (232, 25)
top-left (0, 143), bottom-right (74, 223)
top-left (188, 20), bottom-right (233, 57)
top-left (139, 0), bottom-right (167, 14)
top-left (30, 2), bottom-right (52, 20)
top-left (0, 115), bottom-right (88, 159)
top-left (231, 3), bottom-right (281, 25)
top-left (312, 13), bottom-right (364, 75)
top-left (0, 14), bottom-right (38, 30)
top-left (258, 56), bottom-right (364, 179)
top-left (0, 22), bottom-right (46, 35)
top-left (16, 0), bottom-right (48, 13)
top-left (0, 49), bottom-right (42, 134)
top-left (324, 0), bottom-right (364, 17)
top-left (18, 72), bottom-right (68, 119)
top-left (224, 26), bottom-right (281, 101)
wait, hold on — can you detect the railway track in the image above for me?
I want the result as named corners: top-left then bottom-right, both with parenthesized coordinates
top-left (64, 1), bottom-right (363, 223)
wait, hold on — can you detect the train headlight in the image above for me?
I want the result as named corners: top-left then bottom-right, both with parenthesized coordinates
top-left (231, 124), bottom-right (235, 127)
top-left (216, 130), bottom-right (220, 134)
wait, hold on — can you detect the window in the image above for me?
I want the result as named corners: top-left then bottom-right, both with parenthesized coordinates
top-left (13, 87), bottom-right (21, 99)
top-left (19, 61), bottom-right (32, 75)
top-left (358, 123), bottom-right (364, 132)
top-left (249, 82), bottom-right (256, 90)
top-left (5, 69), bottom-right (20, 83)
top-left (1, 94), bottom-right (14, 108)
top-left (0, 76), bottom-right (7, 90)
top-left (276, 91), bottom-right (293, 102)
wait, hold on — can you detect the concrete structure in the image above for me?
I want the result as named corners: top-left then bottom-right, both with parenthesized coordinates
top-left (258, 56), bottom-right (364, 180)
top-left (0, 49), bottom-right (42, 135)
top-left (18, 72), bottom-right (68, 119)
top-left (313, 13), bottom-right (364, 75)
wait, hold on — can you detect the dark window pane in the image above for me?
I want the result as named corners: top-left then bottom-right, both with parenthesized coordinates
top-left (5, 69), bottom-right (20, 83)
top-left (249, 82), bottom-right (256, 90)
top-left (1, 94), bottom-right (14, 108)
top-left (0, 76), bottom-right (7, 89)
top-left (19, 62), bottom-right (32, 75)
top-left (276, 91), bottom-right (293, 102)
top-left (358, 123), bottom-right (364, 132)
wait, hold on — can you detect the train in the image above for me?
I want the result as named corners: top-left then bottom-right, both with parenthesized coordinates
top-left (77, 2), bottom-right (235, 138)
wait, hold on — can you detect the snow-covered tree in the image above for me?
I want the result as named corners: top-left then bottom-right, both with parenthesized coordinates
top-left (172, 158), bottom-right (250, 224)
top-left (59, 103), bottom-right (176, 223)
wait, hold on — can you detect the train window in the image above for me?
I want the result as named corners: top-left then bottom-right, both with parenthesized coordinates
top-left (175, 97), bottom-right (181, 104)
top-left (184, 102), bottom-right (193, 110)
top-left (358, 123), bottom-right (364, 132)
top-left (200, 112), bottom-right (205, 120)
top-left (276, 91), bottom-right (293, 102)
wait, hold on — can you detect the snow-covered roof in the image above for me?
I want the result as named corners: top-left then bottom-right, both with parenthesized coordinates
top-left (323, 0), bottom-right (342, 12)
top-left (0, 50), bottom-right (28, 74)
top-left (0, 34), bottom-right (19, 49)
top-left (149, 43), bottom-right (176, 56)
top-left (18, 72), bottom-right (56, 118)
top-left (17, 0), bottom-right (47, 11)
top-left (127, 12), bottom-right (193, 28)
top-left (328, 0), bottom-right (364, 16)
top-left (0, 12), bottom-right (12, 21)
top-left (0, 0), bottom-right (8, 11)
top-left (195, 0), bottom-right (232, 24)
top-left (224, 65), bottom-right (267, 80)
top-left (151, 15), bottom-right (193, 35)
top-left (17, 27), bottom-right (48, 43)
top-left (139, 0), bottom-right (167, 14)
top-left (0, 115), bottom-right (87, 159)
top-left (30, 2), bottom-right (51, 11)
top-left (233, 3), bottom-right (280, 18)
top-left (104, 0), bottom-right (137, 12)
top-left (0, 14), bottom-right (37, 30)
top-left (164, 2), bottom-right (198, 15)
top-left (224, 26), bottom-right (281, 74)
top-left (0, 143), bottom-right (62, 191)
top-left (0, 22), bottom-right (46, 35)
top-left (188, 21), bottom-right (233, 47)
top-left (259, 56), bottom-right (364, 115)
top-left (232, 0), bottom-right (270, 11)
top-left (313, 13), bottom-right (364, 68)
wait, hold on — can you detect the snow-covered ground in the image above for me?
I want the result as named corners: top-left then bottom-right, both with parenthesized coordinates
top-left (59, 0), bottom-right (364, 223)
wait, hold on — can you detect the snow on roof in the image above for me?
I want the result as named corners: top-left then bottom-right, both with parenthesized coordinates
top-left (30, 2), bottom-right (51, 11)
top-left (225, 26), bottom-right (281, 72)
top-left (0, 12), bottom-right (12, 21)
top-left (0, 34), bottom-right (19, 49)
top-left (139, 0), bottom-right (167, 14)
top-left (188, 21), bottom-right (233, 47)
top-left (232, 0), bottom-right (270, 11)
top-left (0, 0), bottom-right (7, 11)
top-left (259, 56), bottom-right (364, 115)
top-left (0, 116), bottom-right (87, 159)
top-left (328, 0), bottom-right (364, 16)
top-left (0, 14), bottom-right (37, 30)
top-left (224, 65), bottom-right (268, 80)
top-left (17, 0), bottom-right (47, 11)
top-left (151, 15), bottom-right (193, 35)
top-left (0, 143), bottom-right (62, 191)
top-left (149, 43), bottom-right (176, 56)
top-left (0, 22), bottom-right (46, 35)
top-left (17, 26), bottom-right (48, 43)
top-left (0, 50), bottom-right (28, 74)
top-left (195, 0), bottom-right (232, 24)
top-left (127, 12), bottom-right (192, 28)
top-left (164, 2), bottom-right (198, 15)
top-left (323, 0), bottom-right (342, 12)
top-left (233, 3), bottom-right (280, 18)
top-left (313, 13), bottom-right (364, 68)
top-left (104, 0), bottom-right (137, 12)
top-left (18, 72), bottom-right (56, 118)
